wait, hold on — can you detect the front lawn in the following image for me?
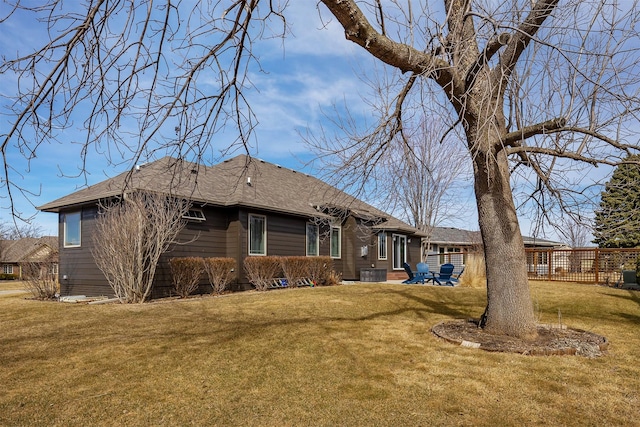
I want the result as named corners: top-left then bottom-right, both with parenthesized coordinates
top-left (1, 281), bottom-right (638, 426)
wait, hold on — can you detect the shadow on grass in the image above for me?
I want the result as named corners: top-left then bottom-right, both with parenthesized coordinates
top-left (602, 289), bottom-right (640, 324)
top-left (0, 284), bottom-right (485, 368)
top-left (146, 285), bottom-right (484, 349)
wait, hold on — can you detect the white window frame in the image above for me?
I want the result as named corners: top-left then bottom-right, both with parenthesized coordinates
top-left (3, 265), bottom-right (13, 274)
top-left (306, 223), bottom-right (319, 257)
top-left (392, 234), bottom-right (407, 270)
top-left (183, 208), bottom-right (206, 222)
top-left (248, 214), bottom-right (267, 256)
top-left (378, 232), bottom-right (387, 260)
top-left (64, 211), bottom-right (82, 248)
top-left (330, 225), bottom-right (342, 259)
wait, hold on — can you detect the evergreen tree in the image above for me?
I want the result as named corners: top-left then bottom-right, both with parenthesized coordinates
top-left (593, 155), bottom-right (640, 248)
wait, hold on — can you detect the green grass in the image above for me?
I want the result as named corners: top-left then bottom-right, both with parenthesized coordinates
top-left (1, 281), bottom-right (639, 426)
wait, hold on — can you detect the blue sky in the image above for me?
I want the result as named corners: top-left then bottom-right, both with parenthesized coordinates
top-left (0, 2), bottom-right (384, 235)
top-left (0, 1), bottom-right (618, 243)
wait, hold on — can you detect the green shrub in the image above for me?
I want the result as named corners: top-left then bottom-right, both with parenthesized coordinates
top-left (202, 257), bottom-right (236, 294)
top-left (0, 273), bottom-right (18, 280)
top-left (169, 257), bottom-right (204, 298)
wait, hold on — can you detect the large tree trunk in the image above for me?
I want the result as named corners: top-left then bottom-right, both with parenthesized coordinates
top-left (473, 148), bottom-right (538, 339)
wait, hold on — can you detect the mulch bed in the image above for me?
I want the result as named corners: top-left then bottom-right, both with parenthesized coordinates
top-left (432, 319), bottom-right (608, 358)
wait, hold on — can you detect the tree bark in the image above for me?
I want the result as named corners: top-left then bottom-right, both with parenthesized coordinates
top-left (473, 147), bottom-right (538, 339)
top-left (320, 0), bottom-right (542, 339)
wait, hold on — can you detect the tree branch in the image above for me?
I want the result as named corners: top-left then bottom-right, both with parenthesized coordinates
top-left (495, 0), bottom-right (559, 84)
top-left (503, 117), bottom-right (566, 146)
top-left (464, 32), bottom-right (510, 90)
top-left (319, 0), bottom-right (453, 87)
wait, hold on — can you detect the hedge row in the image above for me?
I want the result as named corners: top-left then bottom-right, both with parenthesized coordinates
top-left (243, 256), bottom-right (337, 291)
top-left (169, 256), bottom-right (338, 295)
top-left (169, 257), bottom-right (236, 297)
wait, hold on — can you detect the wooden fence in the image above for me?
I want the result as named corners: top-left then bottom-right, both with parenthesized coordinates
top-left (427, 248), bottom-right (639, 286)
top-left (525, 247), bottom-right (640, 285)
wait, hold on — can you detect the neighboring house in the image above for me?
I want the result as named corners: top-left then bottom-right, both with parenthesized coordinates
top-left (0, 236), bottom-right (59, 280)
top-left (522, 236), bottom-right (570, 276)
top-left (38, 155), bottom-right (425, 297)
top-left (426, 226), bottom-right (566, 273)
top-left (426, 227), bottom-right (481, 271)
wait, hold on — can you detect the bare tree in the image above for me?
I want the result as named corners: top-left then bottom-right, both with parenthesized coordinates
top-left (22, 252), bottom-right (59, 300)
top-left (0, 221), bottom-right (44, 240)
top-left (308, 105), bottom-right (471, 255)
top-left (92, 192), bottom-right (190, 303)
top-left (308, 1), bottom-right (640, 338)
top-left (3, 1), bottom-right (640, 338)
top-left (559, 217), bottom-right (590, 249)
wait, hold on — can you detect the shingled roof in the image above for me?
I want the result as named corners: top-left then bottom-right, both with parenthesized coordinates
top-left (38, 155), bottom-right (423, 235)
top-left (429, 227), bottom-right (481, 245)
top-left (1, 236), bottom-right (58, 263)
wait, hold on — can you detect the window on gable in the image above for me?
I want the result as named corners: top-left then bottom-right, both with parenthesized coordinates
top-left (183, 208), bottom-right (206, 222)
top-left (249, 214), bottom-right (267, 256)
top-left (330, 225), bottom-right (341, 259)
top-left (64, 211), bottom-right (81, 247)
top-left (378, 232), bottom-right (387, 260)
top-left (306, 223), bottom-right (319, 256)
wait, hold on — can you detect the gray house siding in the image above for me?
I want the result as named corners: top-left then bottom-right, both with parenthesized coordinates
top-left (57, 202), bottom-right (425, 297)
top-left (366, 230), bottom-right (421, 280)
top-left (152, 206), bottom-right (233, 298)
top-left (59, 204), bottom-right (237, 298)
top-left (58, 207), bottom-right (109, 297)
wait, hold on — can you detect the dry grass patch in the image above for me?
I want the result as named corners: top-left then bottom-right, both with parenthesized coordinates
top-left (1, 282), bottom-right (639, 426)
top-left (0, 280), bottom-right (25, 292)
top-left (458, 252), bottom-right (486, 288)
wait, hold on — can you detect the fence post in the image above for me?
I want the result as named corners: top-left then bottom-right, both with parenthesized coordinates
top-left (594, 248), bottom-right (600, 284)
top-left (547, 249), bottom-right (552, 281)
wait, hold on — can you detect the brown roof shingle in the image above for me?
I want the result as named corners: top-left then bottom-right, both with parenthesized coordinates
top-left (1, 236), bottom-right (58, 263)
top-left (38, 155), bottom-right (424, 236)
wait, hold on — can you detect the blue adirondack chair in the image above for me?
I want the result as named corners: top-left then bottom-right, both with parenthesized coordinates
top-left (402, 262), bottom-right (425, 284)
top-left (416, 262), bottom-right (429, 282)
top-left (429, 263), bottom-right (456, 286)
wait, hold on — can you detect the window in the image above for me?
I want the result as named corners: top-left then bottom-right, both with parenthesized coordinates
top-left (248, 214), bottom-right (266, 255)
top-left (183, 208), bottom-right (206, 221)
top-left (3, 265), bottom-right (13, 274)
top-left (64, 211), bottom-right (81, 247)
top-left (306, 223), bottom-right (319, 256)
top-left (330, 226), bottom-right (341, 259)
top-left (393, 234), bottom-right (407, 270)
top-left (378, 232), bottom-right (387, 260)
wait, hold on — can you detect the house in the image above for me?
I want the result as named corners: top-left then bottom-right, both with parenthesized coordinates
top-left (522, 236), bottom-right (570, 276)
top-left (0, 236), bottom-right (59, 280)
top-left (425, 227), bottom-right (482, 271)
top-left (38, 155), bottom-right (425, 297)
top-left (425, 226), bottom-right (567, 274)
